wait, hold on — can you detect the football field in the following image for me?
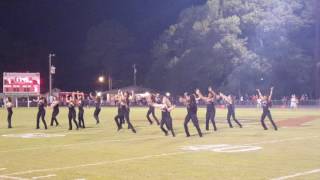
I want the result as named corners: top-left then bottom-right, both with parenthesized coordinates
top-left (0, 107), bottom-right (319, 180)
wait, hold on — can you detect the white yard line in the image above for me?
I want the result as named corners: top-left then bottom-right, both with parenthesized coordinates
top-left (270, 168), bottom-right (320, 180)
top-left (31, 174), bottom-right (56, 179)
top-left (0, 135), bottom-right (164, 153)
top-left (4, 152), bottom-right (188, 176)
top-left (4, 135), bottom-right (320, 177)
top-left (0, 175), bottom-right (28, 180)
top-left (243, 136), bottom-right (319, 146)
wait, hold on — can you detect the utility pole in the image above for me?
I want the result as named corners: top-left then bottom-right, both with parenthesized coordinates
top-left (49, 53), bottom-right (55, 101)
top-left (315, 0), bottom-right (320, 98)
top-left (133, 64), bottom-right (137, 86)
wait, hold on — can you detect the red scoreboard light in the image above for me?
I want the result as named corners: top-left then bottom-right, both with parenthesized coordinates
top-left (3, 72), bottom-right (41, 96)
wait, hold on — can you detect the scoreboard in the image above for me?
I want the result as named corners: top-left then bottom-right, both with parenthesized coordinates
top-left (3, 72), bottom-right (41, 96)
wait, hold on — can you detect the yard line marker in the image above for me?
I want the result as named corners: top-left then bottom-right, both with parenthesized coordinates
top-left (270, 168), bottom-right (320, 180)
top-left (0, 135), bottom-right (164, 153)
top-left (0, 175), bottom-right (28, 180)
top-left (4, 152), bottom-right (188, 176)
top-left (31, 174), bottom-right (56, 179)
top-left (243, 136), bottom-right (319, 146)
top-left (3, 135), bottom-right (320, 177)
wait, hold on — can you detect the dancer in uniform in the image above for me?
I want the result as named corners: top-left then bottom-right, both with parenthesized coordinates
top-left (67, 95), bottom-right (79, 130)
top-left (50, 96), bottom-right (60, 126)
top-left (78, 95), bottom-right (85, 128)
top-left (219, 92), bottom-right (242, 128)
top-left (180, 93), bottom-right (203, 137)
top-left (114, 91), bottom-right (136, 133)
top-left (196, 87), bottom-right (218, 131)
top-left (36, 96), bottom-right (48, 129)
top-left (256, 87), bottom-right (278, 131)
top-left (146, 93), bottom-right (159, 125)
top-left (5, 97), bottom-right (13, 128)
top-left (90, 93), bottom-right (102, 124)
top-left (154, 94), bottom-right (176, 137)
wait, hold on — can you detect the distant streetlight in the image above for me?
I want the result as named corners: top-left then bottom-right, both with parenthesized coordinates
top-left (98, 76), bottom-right (105, 83)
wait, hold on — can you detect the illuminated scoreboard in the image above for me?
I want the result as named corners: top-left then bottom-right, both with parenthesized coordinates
top-left (3, 72), bottom-right (41, 96)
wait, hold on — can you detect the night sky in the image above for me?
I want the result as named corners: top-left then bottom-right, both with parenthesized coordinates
top-left (0, 0), bottom-right (206, 92)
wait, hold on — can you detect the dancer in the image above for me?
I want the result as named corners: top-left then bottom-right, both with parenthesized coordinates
top-left (146, 93), bottom-right (159, 125)
top-left (67, 95), bottom-right (79, 130)
top-left (5, 97), bottom-right (13, 128)
top-left (154, 94), bottom-right (176, 137)
top-left (219, 92), bottom-right (242, 128)
top-left (50, 96), bottom-right (60, 126)
top-left (196, 87), bottom-right (218, 131)
top-left (78, 95), bottom-right (85, 128)
top-left (36, 96), bottom-right (48, 130)
top-left (180, 93), bottom-right (203, 137)
top-left (114, 91), bottom-right (136, 133)
top-left (90, 93), bottom-right (101, 124)
top-left (256, 87), bottom-right (278, 131)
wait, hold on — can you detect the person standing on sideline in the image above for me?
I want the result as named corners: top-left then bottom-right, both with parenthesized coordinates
top-left (5, 97), bottom-right (13, 128)
top-left (50, 96), bottom-right (60, 126)
top-left (219, 92), bottom-right (242, 128)
top-left (256, 87), bottom-right (278, 131)
top-left (36, 96), bottom-right (48, 130)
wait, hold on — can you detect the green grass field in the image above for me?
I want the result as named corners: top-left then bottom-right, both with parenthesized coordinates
top-left (0, 107), bottom-right (319, 180)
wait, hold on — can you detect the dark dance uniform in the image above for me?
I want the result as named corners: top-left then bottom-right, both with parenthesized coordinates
top-left (50, 102), bottom-right (59, 126)
top-left (184, 102), bottom-right (202, 137)
top-left (7, 104), bottom-right (13, 128)
top-left (115, 100), bottom-right (136, 133)
top-left (160, 107), bottom-right (175, 137)
top-left (205, 100), bottom-right (217, 131)
top-left (68, 103), bottom-right (79, 130)
top-left (94, 100), bottom-right (101, 124)
top-left (114, 102), bottom-right (125, 130)
top-left (260, 100), bottom-right (278, 130)
top-left (226, 101), bottom-right (242, 128)
top-left (78, 100), bottom-right (85, 128)
top-left (146, 100), bottom-right (159, 125)
top-left (36, 101), bottom-right (48, 129)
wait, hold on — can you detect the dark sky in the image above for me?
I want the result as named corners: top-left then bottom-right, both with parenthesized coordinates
top-left (0, 0), bottom-right (205, 92)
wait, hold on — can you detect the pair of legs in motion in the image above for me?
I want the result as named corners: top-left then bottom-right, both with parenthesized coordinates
top-left (146, 106), bottom-right (159, 125)
top-left (36, 109), bottom-right (47, 129)
top-left (260, 110), bottom-right (278, 130)
top-left (114, 107), bottom-right (136, 133)
top-left (68, 109), bottom-right (79, 130)
top-left (160, 111), bottom-right (175, 137)
top-left (184, 113), bottom-right (202, 137)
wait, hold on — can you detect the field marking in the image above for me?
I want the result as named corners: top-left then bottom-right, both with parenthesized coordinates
top-left (243, 136), bottom-right (319, 146)
top-left (4, 135), bottom-right (320, 177)
top-left (270, 168), bottom-right (320, 180)
top-left (31, 174), bottom-right (56, 179)
top-left (0, 175), bottom-right (28, 180)
top-left (0, 168), bottom-right (7, 171)
top-left (0, 135), bottom-right (164, 153)
top-left (4, 152), bottom-right (188, 176)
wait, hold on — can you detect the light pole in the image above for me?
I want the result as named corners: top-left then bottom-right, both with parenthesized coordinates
top-left (49, 53), bottom-right (55, 101)
top-left (133, 64), bottom-right (137, 86)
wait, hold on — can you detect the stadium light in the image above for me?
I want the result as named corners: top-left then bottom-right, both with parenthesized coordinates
top-left (97, 92), bottom-right (102, 97)
top-left (98, 76), bottom-right (105, 83)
